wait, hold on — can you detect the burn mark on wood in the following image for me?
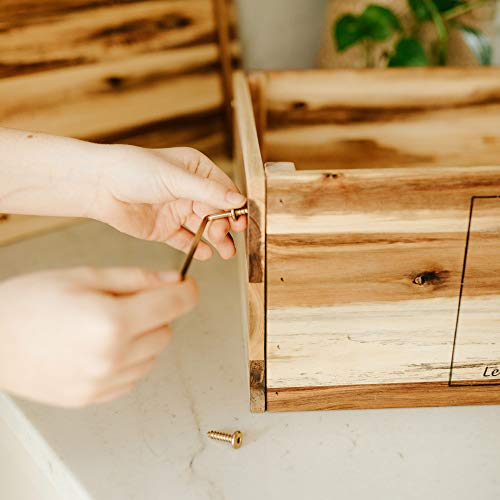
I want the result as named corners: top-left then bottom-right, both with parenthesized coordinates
top-left (269, 92), bottom-right (500, 128)
top-left (0, 58), bottom-right (88, 79)
top-left (86, 14), bottom-right (193, 46)
top-left (96, 63), bottom-right (220, 95)
top-left (247, 198), bottom-right (264, 283)
top-left (106, 76), bottom-right (124, 89)
top-left (291, 101), bottom-right (307, 110)
top-left (412, 270), bottom-right (450, 288)
top-left (0, 214), bottom-right (10, 222)
top-left (331, 139), bottom-right (434, 168)
top-left (323, 172), bottom-right (338, 180)
top-left (249, 360), bottom-right (265, 390)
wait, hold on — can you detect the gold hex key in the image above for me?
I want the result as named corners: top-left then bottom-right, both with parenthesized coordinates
top-left (180, 207), bottom-right (248, 280)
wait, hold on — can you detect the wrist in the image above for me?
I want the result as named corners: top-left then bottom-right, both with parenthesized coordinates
top-left (0, 128), bottom-right (105, 218)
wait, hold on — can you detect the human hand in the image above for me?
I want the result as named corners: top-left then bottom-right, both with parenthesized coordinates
top-left (90, 146), bottom-right (247, 261)
top-left (0, 267), bottom-right (197, 407)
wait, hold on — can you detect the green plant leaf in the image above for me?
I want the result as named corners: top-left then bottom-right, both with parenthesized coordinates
top-left (455, 23), bottom-right (492, 65)
top-left (433, 0), bottom-right (463, 12)
top-left (408, 0), bottom-right (432, 20)
top-left (334, 14), bottom-right (366, 51)
top-left (388, 38), bottom-right (429, 66)
top-left (361, 4), bottom-right (402, 40)
top-left (408, 0), bottom-right (462, 21)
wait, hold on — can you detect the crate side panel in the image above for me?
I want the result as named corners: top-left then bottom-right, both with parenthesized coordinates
top-left (266, 167), bottom-right (500, 393)
top-left (260, 68), bottom-right (500, 170)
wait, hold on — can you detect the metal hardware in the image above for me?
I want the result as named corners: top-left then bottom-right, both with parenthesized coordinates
top-left (207, 430), bottom-right (243, 449)
top-left (180, 206), bottom-right (248, 280)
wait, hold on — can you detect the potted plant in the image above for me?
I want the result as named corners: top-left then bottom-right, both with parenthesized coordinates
top-left (318, 0), bottom-right (497, 67)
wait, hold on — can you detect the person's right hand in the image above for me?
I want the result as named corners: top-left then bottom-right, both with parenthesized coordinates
top-left (0, 267), bottom-right (197, 407)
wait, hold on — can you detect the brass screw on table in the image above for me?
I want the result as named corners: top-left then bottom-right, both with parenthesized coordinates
top-left (207, 430), bottom-right (243, 449)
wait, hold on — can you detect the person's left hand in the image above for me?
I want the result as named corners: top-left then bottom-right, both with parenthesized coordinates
top-left (89, 146), bottom-right (247, 261)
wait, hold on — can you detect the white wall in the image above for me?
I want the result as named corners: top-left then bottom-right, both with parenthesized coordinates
top-left (234, 0), bottom-right (329, 69)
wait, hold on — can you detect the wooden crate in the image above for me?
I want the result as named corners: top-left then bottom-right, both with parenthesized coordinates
top-left (233, 68), bottom-right (500, 413)
top-left (0, 0), bottom-right (238, 244)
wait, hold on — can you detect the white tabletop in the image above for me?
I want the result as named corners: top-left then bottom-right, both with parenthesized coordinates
top-left (1, 220), bottom-right (500, 500)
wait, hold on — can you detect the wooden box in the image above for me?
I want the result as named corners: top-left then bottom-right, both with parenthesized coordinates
top-left (233, 68), bottom-right (500, 413)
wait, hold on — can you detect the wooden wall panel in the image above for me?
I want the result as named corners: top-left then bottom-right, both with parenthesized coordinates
top-left (233, 72), bottom-right (266, 412)
top-left (0, 0), bottom-right (239, 244)
top-left (266, 166), bottom-right (500, 398)
top-left (258, 68), bottom-right (500, 169)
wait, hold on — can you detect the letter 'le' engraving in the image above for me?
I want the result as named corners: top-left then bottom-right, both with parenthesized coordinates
top-left (483, 366), bottom-right (500, 378)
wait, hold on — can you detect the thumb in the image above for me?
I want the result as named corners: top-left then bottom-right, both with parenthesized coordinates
top-left (170, 167), bottom-right (246, 209)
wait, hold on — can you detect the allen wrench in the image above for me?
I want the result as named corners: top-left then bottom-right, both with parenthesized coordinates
top-left (180, 207), bottom-right (248, 280)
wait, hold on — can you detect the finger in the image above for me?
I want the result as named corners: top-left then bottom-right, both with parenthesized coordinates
top-left (207, 220), bottom-right (235, 260)
top-left (165, 226), bottom-right (213, 261)
top-left (156, 147), bottom-right (239, 193)
top-left (108, 357), bottom-right (157, 388)
top-left (167, 165), bottom-right (246, 210)
top-left (121, 326), bottom-right (173, 366)
top-left (230, 213), bottom-right (247, 233)
top-left (92, 382), bottom-right (136, 405)
top-left (75, 266), bottom-right (175, 294)
top-left (118, 277), bottom-right (198, 335)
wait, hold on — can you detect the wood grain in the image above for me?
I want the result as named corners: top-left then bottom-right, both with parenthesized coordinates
top-left (266, 166), bottom-right (500, 398)
top-left (233, 71), bottom-right (266, 412)
top-left (258, 68), bottom-right (500, 169)
top-left (268, 382), bottom-right (500, 412)
top-left (236, 68), bottom-right (500, 412)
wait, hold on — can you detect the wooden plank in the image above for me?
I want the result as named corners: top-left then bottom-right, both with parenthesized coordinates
top-left (0, 0), bottom-right (220, 77)
top-left (0, 47), bottom-right (227, 138)
top-left (267, 382), bottom-right (500, 412)
top-left (233, 71), bottom-right (266, 412)
top-left (259, 68), bottom-right (500, 169)
top-left (212, 0), bottom-right (238, 154)
top-left (265, 166), bottom-right (500, 400)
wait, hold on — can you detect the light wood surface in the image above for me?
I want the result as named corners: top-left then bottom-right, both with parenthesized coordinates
top-left (266, 166), bottom-right (500, 395)
top-left (233, 71), bottom-right (266, 412)
top-left (258, 68), bottom-right (500, 169)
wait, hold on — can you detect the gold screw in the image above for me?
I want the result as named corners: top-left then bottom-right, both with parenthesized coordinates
top-left (207, 430), bottom-right (243, 449)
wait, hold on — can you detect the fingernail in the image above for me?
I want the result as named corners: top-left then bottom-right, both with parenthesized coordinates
top-left (226, 191), bottom-right (246, 205)
top-left (159, 271), bottom-right (181, 283)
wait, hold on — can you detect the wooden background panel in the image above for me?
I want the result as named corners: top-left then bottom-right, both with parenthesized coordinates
top-left (256, 68), bottom-right (500, 169)
top-left (0, 0), bottom-right (239, 153)
top-left (266, 167), bottom-right (500, 390)
top-left (0, 0), bottom-right (218, 77)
